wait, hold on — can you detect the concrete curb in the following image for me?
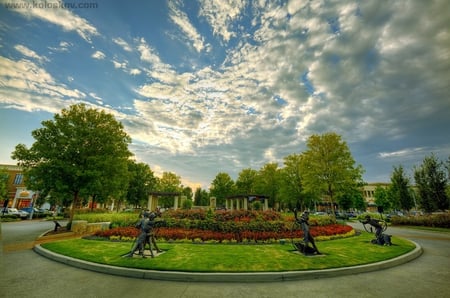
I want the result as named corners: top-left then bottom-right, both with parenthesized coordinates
top-left (33, 241), bottom-right (423, 282)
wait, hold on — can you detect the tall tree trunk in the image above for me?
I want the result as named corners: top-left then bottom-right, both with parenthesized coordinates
top-left (69, 190), bottom-right (79, 224)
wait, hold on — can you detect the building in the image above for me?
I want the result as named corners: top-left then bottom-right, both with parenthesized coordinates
top-left (361, 182), bottom-right (390, 212)
top-left (1, 164), bottom-right (38, 209)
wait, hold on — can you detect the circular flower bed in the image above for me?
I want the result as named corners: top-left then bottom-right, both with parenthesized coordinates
top-left (92, 210), bottom-right (354, 243)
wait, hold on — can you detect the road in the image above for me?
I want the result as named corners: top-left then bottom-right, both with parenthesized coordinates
top-left (1, 220), bottom-right (449, 298)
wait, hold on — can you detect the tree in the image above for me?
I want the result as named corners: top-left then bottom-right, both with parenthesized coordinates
top-left (194, 187), bottom-right (209, 206)
top-left (300, 132), bottom-right (364, 215)
top-left (12, 104), bottom-right (132, 222)
top-left (255, 163), bottom-right (280, 209)
top-left (374, 186), bottom-right (391, 212)
top-left (414, 154), bottom-right (449, 212)
top-left (157, 172), bottom-right (182, 207)
top-left (278, 154), bottom-right (305, 210)
top-left (182, 186), bottom-right (193, 201)
top-left (235, 168), bottom-right (258, 194)
top-left (210, 172), bottom-right (235, 206)
top-left (0, 167), bottom-right (8, 202)
top-left (389, 165), bottom-right (414, 211)
top-left (126, 161), bottom-right (157, 208)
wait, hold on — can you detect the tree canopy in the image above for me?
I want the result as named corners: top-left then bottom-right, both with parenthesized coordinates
top-left (414, 154), bottom-right (449, 212)
top-left (300, 132), bottom-right (364, 211)
top-left (12, 104), bottom-right (132, 221)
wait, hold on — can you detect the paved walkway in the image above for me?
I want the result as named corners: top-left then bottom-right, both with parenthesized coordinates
top-left (1, 220), bottom-right (449, 298)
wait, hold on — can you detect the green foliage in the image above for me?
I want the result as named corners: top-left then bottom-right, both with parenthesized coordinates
top-left (391, 213), bottom-right (450, 228)
top-left (389, 165), bottom-right (414, 211)
top-left (374, 186), bottom-right (391, 211)
top-left (235, 168), bottom-right (258, 194)
top-left (181, 198), bottom-right (193, 209)
top-left (126, 161), bottom-right (157, 208)
top-left (0, 167), bottom-right (8, 200)
top-left (301, 132), bottom-right (364, 207)
top-left (278, 154), bottom-right (304, 209)
top-left (255, 163), bottom-right (280, 208)
top-left (210, 172), bottom-right (235, 206)
top-left (414, 154), bottom-right (449, 212)
top-left (11, 104), bottom-right (132, 222)
top-left (74, 211), bottom-right (141, 227)
top-left (193, 187), bottom-right (209, 206)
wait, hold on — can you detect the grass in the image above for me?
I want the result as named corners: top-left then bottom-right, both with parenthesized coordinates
top-left (40, 232), bottom-right (415, 272)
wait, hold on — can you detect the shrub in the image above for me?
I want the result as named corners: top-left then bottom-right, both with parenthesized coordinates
top-left (391, 213), bottom-right (450, 228)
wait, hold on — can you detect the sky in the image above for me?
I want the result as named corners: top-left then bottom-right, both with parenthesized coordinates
top-left (0, 0), bottom-right (449, 190)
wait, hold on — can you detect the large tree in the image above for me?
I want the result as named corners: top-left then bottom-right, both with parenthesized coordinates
top-left (194, 187), bottom-right (209, 206)
top-left (414, 154), bottom-right (449, 212)
top-left (12, 104), bottom-right (132, 222)
top-left (157, 172), bottom-right (183, 208)
top-left (374, 186), bottom-right (391, 212)
top-left (255, 163), bottom-right (280, 208)
top-left (278, 154), bottom-right (305, 210)
top-left (235, 168), bottom-right (258, 194)
top-left (126, 161), bottom-right (157, 208)
top-left (210, 172), bottom-right (235, 206)
top-left (389, 165), bottom-right (414, 211)
top-left (300, 132), bottom-right (364, 214)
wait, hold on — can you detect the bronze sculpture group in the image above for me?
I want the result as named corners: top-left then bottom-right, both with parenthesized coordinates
top-left (124, 210), bottom-right (163, 258)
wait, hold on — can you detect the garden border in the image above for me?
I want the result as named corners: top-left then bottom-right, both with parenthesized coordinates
top-left (33, 240), bottom-right (422, 282)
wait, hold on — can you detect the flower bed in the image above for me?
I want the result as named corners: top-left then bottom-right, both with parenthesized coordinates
top-left (93, 223), bottom-right (353, 243)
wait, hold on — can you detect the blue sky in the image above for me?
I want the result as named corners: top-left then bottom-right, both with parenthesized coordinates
top-left (0, 0), bottom-right (449, 190)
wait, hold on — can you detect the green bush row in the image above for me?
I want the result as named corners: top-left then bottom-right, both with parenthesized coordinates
top-left (391, 213), bottom-right (450, 228)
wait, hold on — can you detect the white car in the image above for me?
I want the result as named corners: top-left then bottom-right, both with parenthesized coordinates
top-left (1, 208), bottom-right (29, 219)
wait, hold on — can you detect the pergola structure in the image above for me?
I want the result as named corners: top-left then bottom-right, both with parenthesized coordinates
top-left (147, 192), bottom-right (182, 211)
top-left (225, 194), bottom-right (269, 211)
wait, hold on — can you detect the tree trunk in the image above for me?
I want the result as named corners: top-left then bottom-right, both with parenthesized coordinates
top-left (69, 191), bottom-right (79, 224)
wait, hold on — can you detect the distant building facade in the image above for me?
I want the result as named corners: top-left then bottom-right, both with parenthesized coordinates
top-left (1, 164), bottom-right (38, 209)
top-left (361, 182), bottom-right (390, 212)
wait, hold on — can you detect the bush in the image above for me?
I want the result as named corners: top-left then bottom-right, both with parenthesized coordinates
top-left (391, 213), bottom-right (450, 228)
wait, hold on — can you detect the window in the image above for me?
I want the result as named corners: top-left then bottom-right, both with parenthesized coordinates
top-left (13, 173), bottom-right (23, 185)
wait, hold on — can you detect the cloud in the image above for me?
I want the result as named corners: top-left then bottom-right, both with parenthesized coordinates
top-left (168, 0), bottom-right (205, 52)
top-left (91, 50), bottom-right (105, 59)
top-left (378, 147), bottom-right (427, 159)
top-left (112, 37), bottom-right (133, 52)
top-left (14, 44), bottom-right (48, 62)
top-left (198, 0), bottom-right (245, 42)
top-left (7, 0), bottom-right (98, 42)
top-left (0, 56), bottom-right (85, 113)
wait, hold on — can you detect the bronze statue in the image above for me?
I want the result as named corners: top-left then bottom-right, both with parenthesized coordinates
top-left (294, 209), bottom-right (320, 255)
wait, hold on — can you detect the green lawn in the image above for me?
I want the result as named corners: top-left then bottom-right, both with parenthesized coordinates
top-left (41, 232), bottom-right (415, 272)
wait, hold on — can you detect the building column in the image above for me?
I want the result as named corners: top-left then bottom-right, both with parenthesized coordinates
top-left (264, 198), bottom-right (269, 211)
top-left (243, 198), bottom-right (248, 210)
top-left (147, 194), bottom-right (154, 211)
top-left (173, 196), bottom-right (178, 210)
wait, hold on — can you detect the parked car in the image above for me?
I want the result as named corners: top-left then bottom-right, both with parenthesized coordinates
top-left (345, 211), bottom-right (357, 218)
top-left (334, 211), bottom-right (349, 220)
top-left (21, 207), bottom-right (40, 214)
top-left (1, 208), bottom-right (29, 219)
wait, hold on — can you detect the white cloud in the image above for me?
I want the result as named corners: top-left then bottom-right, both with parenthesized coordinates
top-left (198, 0), bottom-right (245, 42)
top-left (168, 0), bottom-right (205, 52)
top-left (0, 56), bottom-right (86, 113)
top-left (14, 44), bottom-right (48, 62)
top-left (112, 37), bottom-right (133, 52)
top-left (8, 0), bottom-right (98, 42)
top-left (129, 68), bottom-right (141, 76)
top-left (91, 50), bottom-right (106, 60)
